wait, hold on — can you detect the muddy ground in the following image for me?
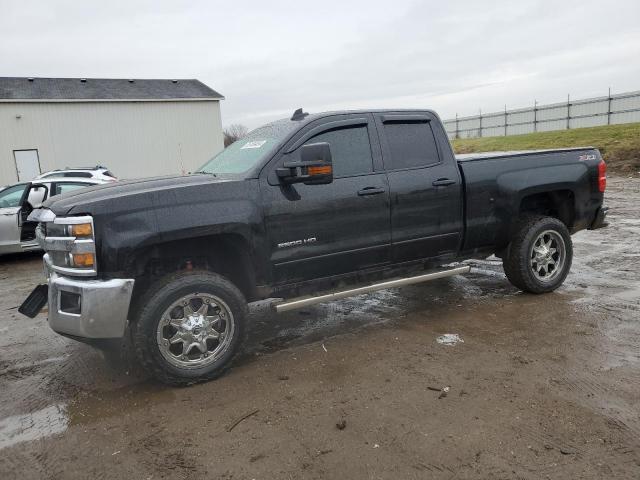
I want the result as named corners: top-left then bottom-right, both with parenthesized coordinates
top-left (0, 177), bottom-right (639, 479)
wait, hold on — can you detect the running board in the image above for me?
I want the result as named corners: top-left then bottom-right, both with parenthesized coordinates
top-left (272, 265), bottom-right (470, 313)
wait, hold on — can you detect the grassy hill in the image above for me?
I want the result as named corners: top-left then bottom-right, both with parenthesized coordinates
top-left (451, 122), bottom-right (640, 176)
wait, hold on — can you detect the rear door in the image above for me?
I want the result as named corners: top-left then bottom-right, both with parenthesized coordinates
top-left (374, 112), bottom-right (463, 262)
top-left (261, 114), bottom-right (391, 284)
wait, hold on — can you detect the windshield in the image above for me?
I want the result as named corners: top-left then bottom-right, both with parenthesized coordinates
top-left (197, 119), bottom-right (297, 175)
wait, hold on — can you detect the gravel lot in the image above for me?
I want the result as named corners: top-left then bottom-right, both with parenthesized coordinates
top-left (1, 176), bottom-right (638, 479)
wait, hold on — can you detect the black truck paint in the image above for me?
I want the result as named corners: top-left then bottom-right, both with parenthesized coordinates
top-left (43, 110), bottom-right (605, 298)
top-left (26, 109), bottom-right (607, 384)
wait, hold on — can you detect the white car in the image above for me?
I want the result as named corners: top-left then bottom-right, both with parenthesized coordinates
top-left (0, 177), bottom-right (109, 255)
top-left (35, 166), bottom-right (117, 182)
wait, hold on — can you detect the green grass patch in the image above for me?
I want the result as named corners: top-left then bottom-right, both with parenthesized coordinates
top-left (452, 122), bottom-right (640, 176)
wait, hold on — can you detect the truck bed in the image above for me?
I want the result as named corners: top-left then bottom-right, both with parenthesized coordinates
top-left (455, 147), bottom-right (595, 162)
top-left (456, 146), bottom-right (603, 253)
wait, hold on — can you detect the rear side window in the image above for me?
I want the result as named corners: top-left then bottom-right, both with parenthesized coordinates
top-left (306, 126), bottom-right (373, 177)
top-left (383, 121), bottom-right (440, 170)
top-left (53, 182), bottom-right (90, 196)
top-left (64, 171), bottom-right (92, 178)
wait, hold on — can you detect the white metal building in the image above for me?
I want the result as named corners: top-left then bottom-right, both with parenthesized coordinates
top-left (0, 77), bottom-right (224, 184)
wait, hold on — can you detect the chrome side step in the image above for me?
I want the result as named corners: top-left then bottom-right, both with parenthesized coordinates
top-left (273, 265), bottom-right (470, 313)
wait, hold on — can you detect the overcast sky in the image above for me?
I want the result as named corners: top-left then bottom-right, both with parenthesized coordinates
top-left (2, 0), bottom-right (640, 128)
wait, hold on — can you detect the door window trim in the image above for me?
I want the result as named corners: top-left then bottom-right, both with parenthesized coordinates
top-left (285, 118), bottom-right (368, 153)
top-left (265, 114), bottom-right (384, 184)
top-left (375, 113), bottom-right (445, 172)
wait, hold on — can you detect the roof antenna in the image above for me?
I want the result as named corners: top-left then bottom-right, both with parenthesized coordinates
top-left (291, 108), bottom-right (309, 121)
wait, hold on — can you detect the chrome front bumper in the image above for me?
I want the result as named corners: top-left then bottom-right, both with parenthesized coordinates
top-left (47, 267), bottom-right (135, 339)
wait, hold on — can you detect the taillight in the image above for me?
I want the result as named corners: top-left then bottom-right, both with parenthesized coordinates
top-left (597, 160), bottom-right (606, 193)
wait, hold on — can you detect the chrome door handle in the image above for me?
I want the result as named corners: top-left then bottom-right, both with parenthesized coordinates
top-left (357, 187), bottom-right (386, 196)
top-left (432, 178), bottom-right (456, 187)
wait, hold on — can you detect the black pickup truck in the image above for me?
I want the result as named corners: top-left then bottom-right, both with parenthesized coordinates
top-left (21, 108), bottom-right (608, 385)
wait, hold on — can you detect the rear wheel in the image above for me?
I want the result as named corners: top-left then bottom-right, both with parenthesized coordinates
top-left (503, 215), bottom-right (573, 294)
top-left (131, 271), bottom-right (246, 386)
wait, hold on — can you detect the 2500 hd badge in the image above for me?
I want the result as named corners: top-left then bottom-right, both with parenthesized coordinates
top-left (277, 237), bottom-right (317, 248)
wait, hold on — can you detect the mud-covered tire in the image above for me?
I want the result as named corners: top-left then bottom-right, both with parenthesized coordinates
top-left (131, 270), bottom-right (247, 386)
top-left (503, 215), bottom-right (573, 294)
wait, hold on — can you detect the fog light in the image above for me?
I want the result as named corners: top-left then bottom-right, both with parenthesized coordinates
top-left (60, 291), bottom-right (81, 314)
top-left (70, 223), bottom-right (92, 237)
top-left (72, 253), bottom-right (95, 267)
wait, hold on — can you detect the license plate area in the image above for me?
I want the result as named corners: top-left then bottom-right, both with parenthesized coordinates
top-left (19, 284), bottom-right (49, 318)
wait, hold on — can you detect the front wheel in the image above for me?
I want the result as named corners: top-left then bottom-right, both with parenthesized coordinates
top-left (131, 271), bottom-right (247, 386)
top-left (503, 215), bottom-right (573, 294)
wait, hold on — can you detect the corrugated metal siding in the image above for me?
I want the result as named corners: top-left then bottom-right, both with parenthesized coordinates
top-left (0, 101), bottom-right (223, 184)
top-left (444, 90), bottom-right (640, 139)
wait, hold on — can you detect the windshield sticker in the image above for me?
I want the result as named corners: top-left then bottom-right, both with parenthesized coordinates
top-left (241, 140), bottom-right (267, 150)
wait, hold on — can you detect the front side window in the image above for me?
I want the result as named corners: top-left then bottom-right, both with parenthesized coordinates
top-left (0, 184), bottom-right (27, 208)
top-left (304, 126), bottom-right (373, 177)
top-left (383, 121), bottom-right (440, 170)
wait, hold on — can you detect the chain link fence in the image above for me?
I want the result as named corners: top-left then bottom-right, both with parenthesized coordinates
top-left (443, 89), bottom-right (640, 140)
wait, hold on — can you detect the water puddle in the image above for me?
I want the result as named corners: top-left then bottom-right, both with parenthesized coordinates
top-left (436, 333), bottom-right (464, 346)
top-left (0, 404), bottom-right (68, 450)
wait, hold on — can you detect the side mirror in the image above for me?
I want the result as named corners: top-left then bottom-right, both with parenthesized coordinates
top-left (276, 142), bottom-right (333, 185)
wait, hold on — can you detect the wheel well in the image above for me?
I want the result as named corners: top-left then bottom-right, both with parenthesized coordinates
top-left (127, 234), bottom-right (257, 310)
top-left (519, 190), bottom-right (575, 230)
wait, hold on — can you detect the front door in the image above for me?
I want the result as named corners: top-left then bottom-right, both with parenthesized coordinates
top-left (20, 183), bottom-right (49, 243)
top-left (261, 115), bottom-right (391, 285)
top-left (14, 150), bottom-right (41, 181)
top-left (0, 183), bottom-right (28, 253)
top-left (374, 113), bottom-right (463, 263)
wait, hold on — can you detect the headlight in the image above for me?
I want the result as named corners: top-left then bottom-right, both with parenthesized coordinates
top-left (35, 213), bottom-right (98, 276)
top-left (70, 223), bottom-right (93, 237)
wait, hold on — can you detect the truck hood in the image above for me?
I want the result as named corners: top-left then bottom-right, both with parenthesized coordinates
top-left (43, 174), bottom-right (235, 216)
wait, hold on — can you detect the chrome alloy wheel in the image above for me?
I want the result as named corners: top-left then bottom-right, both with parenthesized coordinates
top-left (156, 293), bottom-right (235, 369)
top-left (530, 230), bottom-right (566, 283)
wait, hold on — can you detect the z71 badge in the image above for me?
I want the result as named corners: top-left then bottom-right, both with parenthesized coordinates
top-left (277, 237), bottom-right (317, 248)
top-left (579, 154), bottom-right (597, 161)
